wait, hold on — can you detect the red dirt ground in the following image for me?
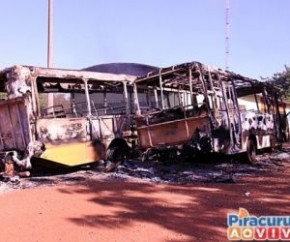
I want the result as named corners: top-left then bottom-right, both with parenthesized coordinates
top-left (0, 163), bottom-right (290, 242)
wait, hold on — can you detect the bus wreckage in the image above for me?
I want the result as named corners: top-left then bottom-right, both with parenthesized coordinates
top-left (133, 62), bottom-right (289, 162)
top-left (0, 62), bottom-right (288, 179)
top-left (0, 65), bottom-right (136, 178)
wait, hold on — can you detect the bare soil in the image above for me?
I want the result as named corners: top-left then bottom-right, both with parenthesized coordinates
top-left (0, 149), bottom-right (290, 242)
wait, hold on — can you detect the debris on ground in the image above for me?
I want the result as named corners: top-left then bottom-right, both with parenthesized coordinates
top-left (0, 149), bottom-right (290, 194)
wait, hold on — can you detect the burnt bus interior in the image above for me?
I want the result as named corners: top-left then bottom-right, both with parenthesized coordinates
top-left (0, 66), bottom-right (135, 117)
top-left (134, 62), bottom-right (288, 160)
top-left (0, 63), bottom-right (288, 173)
top-left (35, 69), bottom-right (137, 166)
top-left (0, 66), bottom-right (136, 169)
top-left (36, 77), bottom-right (132, 118)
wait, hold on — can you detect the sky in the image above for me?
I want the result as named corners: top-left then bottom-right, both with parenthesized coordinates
top-left (0, 0), bottom-right (289, 79)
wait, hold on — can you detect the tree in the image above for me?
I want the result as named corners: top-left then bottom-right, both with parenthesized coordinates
top-left (264, 65), bottom-right (290, 100)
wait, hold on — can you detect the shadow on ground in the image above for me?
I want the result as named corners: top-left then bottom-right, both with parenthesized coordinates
top-left (58, 165), bottom-right (290, 241)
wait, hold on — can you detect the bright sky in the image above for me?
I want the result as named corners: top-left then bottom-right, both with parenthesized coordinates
top-left (0, 0), bottom-right (289, 79)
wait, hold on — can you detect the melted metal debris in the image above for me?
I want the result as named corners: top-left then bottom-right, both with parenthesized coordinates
top-left (0, 150), bottom-right (290, 194)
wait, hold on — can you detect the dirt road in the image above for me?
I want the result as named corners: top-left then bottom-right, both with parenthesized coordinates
top-left (0, 159), bottom-right (290, 242)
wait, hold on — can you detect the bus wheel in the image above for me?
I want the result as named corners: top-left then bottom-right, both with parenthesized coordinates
top-left (105, 138), bottom-right (131, 172)
top-left (105, 146), bottom-right (123, 172)
top-left (246, 139), bottom-right (257, 164)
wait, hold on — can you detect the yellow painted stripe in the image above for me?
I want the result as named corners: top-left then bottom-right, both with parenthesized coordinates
top-left (40, 142), bottom-right (96, 167)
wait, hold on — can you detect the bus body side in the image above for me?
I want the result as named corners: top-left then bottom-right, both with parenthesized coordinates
top-left (133, 62), bottom-right (288, 161)
top-left (0, 65), bottom-right (135, 174)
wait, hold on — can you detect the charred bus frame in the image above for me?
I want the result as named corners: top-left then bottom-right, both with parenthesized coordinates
top-left (0, 65), bottom-right (135, 176)
top-left (133, 62), bottom-right (288, 162)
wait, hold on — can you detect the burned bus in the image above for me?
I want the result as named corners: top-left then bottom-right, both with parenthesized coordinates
top-left (133, 62), bottom-right (288, 163)
top-left (0, 65), bottom-right (136, 176)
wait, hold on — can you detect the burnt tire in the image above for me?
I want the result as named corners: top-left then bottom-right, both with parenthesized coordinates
top-left (106, 146), bottom-right (125, 163)
top-left (246, 139), bottom-right (257, 164)
top-left (104, 147), bottom-right (123, 172)
top-left (107, 138), bottom-right (130, 159)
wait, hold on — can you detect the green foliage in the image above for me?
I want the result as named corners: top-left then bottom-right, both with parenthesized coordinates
top-left (265, 65), bottom-right (290, 100)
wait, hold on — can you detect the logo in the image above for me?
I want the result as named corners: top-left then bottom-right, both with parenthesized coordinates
top-left (227, 208), bottom-right (290, 241)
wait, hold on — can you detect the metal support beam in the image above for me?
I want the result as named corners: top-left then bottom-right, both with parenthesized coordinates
top-left (159, 70), bottom-right (165, 109)
top-left (47, 0), bottom-right (54, 108)
top-left (47, 0), bottom-right (54, 68)
top-left (83, 79), bottom-right (92, 116)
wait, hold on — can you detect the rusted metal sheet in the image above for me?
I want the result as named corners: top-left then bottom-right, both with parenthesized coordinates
top-left (137, 115), bottom-right (209, 148)
top-left (0, 97), bottom-right (30, 150)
